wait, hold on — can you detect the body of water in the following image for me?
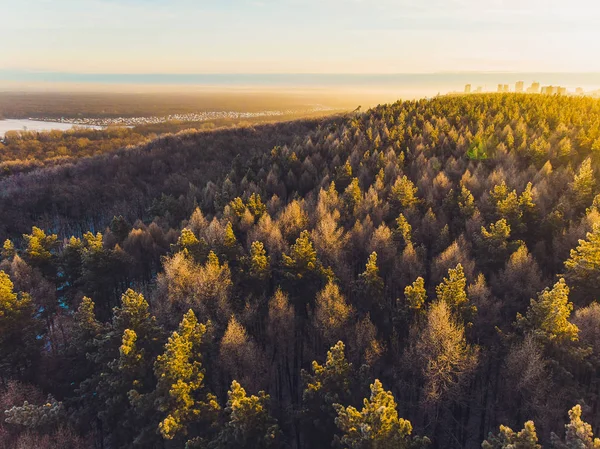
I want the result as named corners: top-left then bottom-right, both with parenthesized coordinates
top-left (0, 119), bottom-right (103, 138)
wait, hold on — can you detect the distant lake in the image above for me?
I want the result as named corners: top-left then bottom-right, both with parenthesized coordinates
top-left (0, 119), bottom-right (103, 137)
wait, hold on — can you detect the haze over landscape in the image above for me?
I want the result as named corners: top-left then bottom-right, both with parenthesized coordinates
top-left (3, 2), bottom-right (600, 449)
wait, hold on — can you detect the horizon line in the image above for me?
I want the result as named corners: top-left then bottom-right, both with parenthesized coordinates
top-left (3, 70), bottom-right (600, 76)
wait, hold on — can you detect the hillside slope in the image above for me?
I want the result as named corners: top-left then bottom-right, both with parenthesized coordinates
top-left (1, 94), bottom-right (600, 449)
top-left (0, 118), bottom-right (328, 239)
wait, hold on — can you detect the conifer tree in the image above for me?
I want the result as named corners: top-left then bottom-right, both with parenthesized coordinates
top-left (0, 270), bottom-right (41, 380)
top-left (570, 158), bottom-right (596, 212)
top-left (23, 226), bottom-right (58, 269)
top-left (282, 230), bottom-right (318, 278)
top-left (2, 239), bottom-right (15, 260)
top-left (334, 379), bottom-right (428, 449)
top-left (404, 276), bottom-right (426, 312)
top-left (96, 327), bottom-right (149, 447)
top-left (344, 178), bottom-right (363, 214)
top-left (154, 310), bottom-right (219, 443)
top-left (564, 224), bottom-right (600, 303)
top-left (59, 236), bottom-right (84, 304)
top-left (435, 264), bottom-right (476, 322)
top-left (458, 185), bottom-right (476, 218)
top-left (302, 341), bottom-right (353, 449)
top-left (336, 160), bottom-right (353, 191)
top-left (359, 252), bottom-right (384, 296)
top-left (395, 213), bottom-right (413, 247)
top-left (207, 380), bottom-right (281, 449)
top-left (247, 192), bottom-right (267, 219)
top-left (551, 405), bottom-right (600, 449)
top-left (477, 218), bottom-right (517, 272)
top-left (80, 289), bottom-right (163, 446)
top-left (176, 228), bottom-right (207, 262)
top-left (247, 240), bottom-right (270, 281)
top-left (517, 279), bottom-right (579, 345)
top-left (482, 421), bottom-right (540, 449)
top-left (110, 215), bottom-right (132, 244)
top-left (390, 175), bottom-right (419, 211)
top-left (282, 230), bottom-right (332, 300)
top-left (66, 297), bottom-right (104, 395)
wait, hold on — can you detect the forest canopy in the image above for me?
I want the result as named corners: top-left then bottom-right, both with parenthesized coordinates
top-left (1, 94), bottom-right (600, 449)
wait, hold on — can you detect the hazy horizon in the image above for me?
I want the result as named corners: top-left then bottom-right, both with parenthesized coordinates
top-left (3, 0), bottom-right (600, 75)
top-left (2, 72), bottom-right (599, 102)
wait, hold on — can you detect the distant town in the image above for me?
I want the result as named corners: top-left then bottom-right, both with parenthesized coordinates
top-left (31, 105), bottom-right (336, 127)
top-left (461, 81), bottom-right (597, 96)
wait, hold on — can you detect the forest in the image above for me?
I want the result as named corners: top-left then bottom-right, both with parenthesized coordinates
top-left (1, 93), bottom-right (600, 449)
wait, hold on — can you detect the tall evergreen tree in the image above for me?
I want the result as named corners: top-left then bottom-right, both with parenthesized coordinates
top-left (154, 310), bottom-right (219, 445)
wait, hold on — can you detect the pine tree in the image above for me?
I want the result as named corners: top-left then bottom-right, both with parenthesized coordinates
top-left (282, 230), bottom-right (318, 277)
top-left (334, 379), bottom-right (428, 449)
top-left (176, 228), bottom-right (207, 262)
top-left (110, 215), bottom-right (132, 243)
top-left (59, 236), bottom-right (84, 304)
top-left (519, 182), bottom-right (538, 238)
top-left (344, 178), bottom-right (363, 214)
top-left (96, 327), bottom-right (148, 447)
top-left (207, 380), bottom-right (281, 449)
top-left (0, 270), bottom-right (41, 380)
top-left (80, 289), bottom-right (163, 447)
top-left (404, 277), bottom-right (426, 312)
top-left (66, 297), bottom-right (104, 396)
top-left (517, 279), bottom-right (579, 344)
top-left (395, 213), bottom-right (413, 247)
top-left (551, 405), bottom-right (600, 449)
top-left (477, 218), bottom-right (517, 272)
top-left (23, 226), bottom-right (58, 267)
top-left (359, 252), bottom-right (384, 296)
top-left (336, 160), bottom-right (353, 191)
top-left (154, 310), bottom-right (219, 443)
top-left (282, 230), bottom-right (332, 300)
top-left (570, 158), bottom-right (596, 212)
top-left (247, 241), bottom-right (270, 281)
top-left (247, 193), bottom-right (267, 219)
top-left (390, 175), bottom-right (419, 211)
top-left (228, 197), bottom-right (247, 219)
top-left (435, 264), bottom-right (476, 322)
top-left (458, 185), bottom-right (476, 218)
top-left (564, 224), bottom-right (600, 303)
top-left (302, 341), bottom-right (353, 449)
top-left (2, 239), bottom-right (15, 260)
top-left (482, 421), bottom-right (540, 449)
top-left (5, 394), bottom-right (65, 430)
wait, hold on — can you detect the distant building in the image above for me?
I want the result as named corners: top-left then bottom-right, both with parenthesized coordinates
top-left (515, 81), bottom-right (524, 93)
top-left (475, 86), bottom-right (483, 93)
top-left (527, 82), bottom-right (540, 94)
top-left (498, 84), bottom-right (504, 93)
top-left (576, 87), bottom-right (584, 95)
top-left (503, 84), bottom-right (509, 92)
top-left (557, 87), bottom-right (566, 96)
top-left (465, 84), bottom-right (471, 94)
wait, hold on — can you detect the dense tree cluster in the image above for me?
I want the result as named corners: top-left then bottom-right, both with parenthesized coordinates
top-left (1, 94), bottom-right (600, 448)
top-left (0, 119), bottom-right (323, 239)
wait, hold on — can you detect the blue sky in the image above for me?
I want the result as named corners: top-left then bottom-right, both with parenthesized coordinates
top-left (2, 0), bottom-right (600, 73)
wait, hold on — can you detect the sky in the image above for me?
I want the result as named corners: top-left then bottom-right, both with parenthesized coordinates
top-left (2, 0), bottom-right (600, 74)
